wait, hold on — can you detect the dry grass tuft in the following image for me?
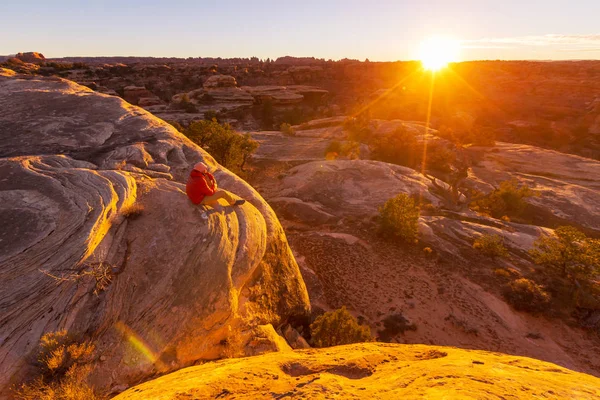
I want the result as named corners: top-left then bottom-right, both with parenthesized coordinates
top-left (14, 331), bottom-right (101, 400)
top-left (120, 203), bottom-right (145, 220)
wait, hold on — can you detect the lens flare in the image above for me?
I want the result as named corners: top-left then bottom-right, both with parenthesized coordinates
top-left (115, 321), bottom-right (165, 370)
top-left (419, 36), bottom-right (460, 71)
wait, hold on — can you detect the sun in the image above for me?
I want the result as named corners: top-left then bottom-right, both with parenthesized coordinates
top-left (419, 36), bottom-right (460, 71)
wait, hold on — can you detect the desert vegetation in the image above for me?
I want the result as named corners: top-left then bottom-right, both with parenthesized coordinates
top-left (14, 331), bottom-right (100, 400)
top-left (310, 307), bottom-right (372, 348)
top-left (378, 193), bottom-right (420, 243)
top-left (503, 278), bottom-right (551, 313)
top-left (180, 119), bottom-right (258, 175)
top-left (473, 234), bottom-right (509, 259)
top-left (470, 179), bottom-right (537, 220)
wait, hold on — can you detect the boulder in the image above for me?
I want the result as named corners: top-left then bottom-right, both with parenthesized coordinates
top-left (0, 73), bottom-right (310, 395)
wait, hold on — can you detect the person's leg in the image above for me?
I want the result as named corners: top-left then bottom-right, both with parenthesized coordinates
top-left (201, 189), bottom-right (235, 206)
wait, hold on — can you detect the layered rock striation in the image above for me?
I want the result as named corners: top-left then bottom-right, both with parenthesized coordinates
top-left (0, 71), bottom-right (310, 395)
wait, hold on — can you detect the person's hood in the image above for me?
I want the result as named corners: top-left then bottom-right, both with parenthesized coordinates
top-left (190, 169), bottom-right (205, 178)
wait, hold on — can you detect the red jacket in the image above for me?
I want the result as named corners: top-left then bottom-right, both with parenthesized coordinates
top-left (186, 170), bottom-right (216, 204)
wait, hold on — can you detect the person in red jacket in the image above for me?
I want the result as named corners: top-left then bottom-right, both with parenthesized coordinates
top-left (186, 162), bottom-right (245, 206)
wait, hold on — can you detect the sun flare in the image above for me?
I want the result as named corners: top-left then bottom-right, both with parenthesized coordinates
top-left (419, 36), bottom-right (460, 71)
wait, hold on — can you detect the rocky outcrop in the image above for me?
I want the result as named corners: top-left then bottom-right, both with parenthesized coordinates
top-left (122, 85), bottom-right (162, 106)
top-left (114, 343), bottom-right (600, 399)
top-left (203, 74), bottom-right (237, 88)
top-left (250, 149), bottom-right (600, 376)
top-left (171, 77), bottom-right (329, 109)
top-left (14, 51), bottom-right (45, 64)
top-left (242, 85), bottom-right (328, 105)
top-left (0, 73), bottom-right (310, 395)
top-left (467, 142), bottom-right (600, 232)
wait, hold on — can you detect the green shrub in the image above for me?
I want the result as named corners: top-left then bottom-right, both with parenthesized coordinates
top-left (310, 307), bottom-right (372, 348)
top-left (204, 110), bottom-right (220, 122)
top-left (378, 313), bottom-right (417, 342)
top-left (325, 140), bottom-right (343, 156)
top-left (530, 226), bottom-right (600, 284)
top-left (473, 234), bottom-right (509, 259)
top-left (182, 120), bottom-right (258, 174)
top-left (280, 123), bottom-right (295, 136)
top-left (503, 278), bottom-right (550, 312)
top-left (324, 140), bottom-right (360, 160)
top-left (343, 113), bottom-right (372, 143)
top-left (178, 94), bottom-right (198, 113)
top-left (471, 179), bottom-right (536, 219)
top-left (370, 127), bottom-right (420, 168)
top-left (14, 331), bottom-right (99, 400)
top-left (378, 194), bottom-right (420, 243)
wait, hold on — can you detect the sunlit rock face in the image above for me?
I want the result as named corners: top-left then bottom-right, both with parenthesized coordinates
top-left (0, 71), bottom-right (310, 395)
top-left (114, 342), bottom-right (600, 399)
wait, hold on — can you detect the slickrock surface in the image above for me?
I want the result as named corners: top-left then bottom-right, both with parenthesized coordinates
top-left (0, 71), bottom-right (309, 395)
top-left (250, 149), bottom-right (600, 377)
top-left (114, 343), bottom-right (600, 400)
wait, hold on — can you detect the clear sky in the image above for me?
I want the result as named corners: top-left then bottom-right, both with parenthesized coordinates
top-left (2, 0), bottom-right (599, 61)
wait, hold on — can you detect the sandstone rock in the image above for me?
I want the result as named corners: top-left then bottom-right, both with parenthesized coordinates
top-left (281, 324), bottom-right (311, 349)
top-left (249, 131), bottom-right (335, 161)
top-left (0, 74), bottom-right (310, 394)
top-left (122, 85), bottom-right (160, 106)
top-left (15, 51), bottom-right (45, 64)
top-left (137, 96), bottom-right (163, 107)
top-left (467, 142), bottom-right (600, 232)
top-left (245, 324), bottom-right (292, 356)
top-left (241, 85), bottom-right (304, 104)
top-left (203, 74), bottom-right (237, 88)
top-left (276, 160), bottom-right (442, 217)
top-left (113, 343), bottom-right (600, 399)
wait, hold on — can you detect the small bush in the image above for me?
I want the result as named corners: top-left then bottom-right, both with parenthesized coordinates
top-left (310, 306), bottom-right (372, 348)
top-left (370, 127), bottom-right (420, 168)
top-left (204, 110), bottom-right (220, 122)
top-left (178, 94), bottom-right (198, 113)
top-left (280, 123), bottom-right (295, 136)
top-left (182, 120), bottom-right (258, 175)
top-left (324, 140), bottom-right (360, 160)
top-left (378, 194), bottom-right (420, 243)
top-left (530, 226), bottom-right (600, 284)
top-left (471, 179), bottom-right (536, 219)
top-left (343, 113), bottom-right (372, 143)
top-left (378, 313), bottom-right (417, 342)
top-left (494, 268), bottom-right (512, 278)
top-left (473, 234), bottom-right (509, 259)
top-left (14, 331), bottom-right (99, 400)
top-left (503, 278), bottom-right (550, 312)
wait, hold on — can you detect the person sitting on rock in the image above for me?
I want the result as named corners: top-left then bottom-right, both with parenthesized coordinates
top-left (186, 162), bottom-right (245, 207)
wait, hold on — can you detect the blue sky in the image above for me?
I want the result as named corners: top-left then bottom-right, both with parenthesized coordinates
top-left (2, 0), bottom-right (599, 60)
